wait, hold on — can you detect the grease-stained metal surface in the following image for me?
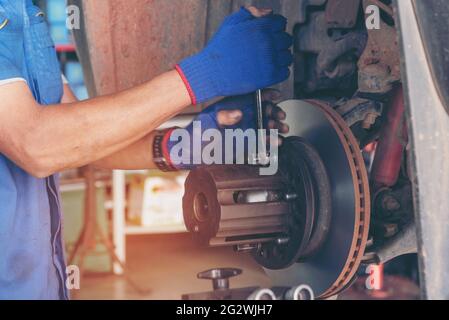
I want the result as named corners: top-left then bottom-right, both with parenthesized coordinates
top-left (69, 0), bottom-right (208, 97)
top-left (358, 0), bottom-right (401, 94)
top-left (325, 0), bottom-right (361, 29)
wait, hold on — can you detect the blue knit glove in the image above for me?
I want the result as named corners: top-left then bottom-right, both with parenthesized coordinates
top-left (165, 95), bottom-right (264, 170)
top-left (176, 7), bottom-right (293, 105)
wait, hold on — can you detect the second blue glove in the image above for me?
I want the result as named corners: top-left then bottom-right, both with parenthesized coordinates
top-left (165, 95), bottom-right (264, 170)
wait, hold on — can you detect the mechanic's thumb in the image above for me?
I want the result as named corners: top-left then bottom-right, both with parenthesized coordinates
top-left (223, 7), bottom-right (254, 25)
top-left (217, 110), bottom-right (243, 127)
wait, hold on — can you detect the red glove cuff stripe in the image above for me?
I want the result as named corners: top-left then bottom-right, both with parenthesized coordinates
top-left (175, 65), bottom-right (197, 106)
top-left (161, 127), bottom-right (177, 170)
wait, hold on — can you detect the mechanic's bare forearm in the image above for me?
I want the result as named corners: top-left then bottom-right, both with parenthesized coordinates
top-left (0, 70), bottom-right (190, 177)
top-left (92, 132), bottom-right (158, 170)
top-left (60, 84), bottom-right (159, 171)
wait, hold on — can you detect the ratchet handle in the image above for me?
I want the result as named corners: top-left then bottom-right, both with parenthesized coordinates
top-left (255, 89), bottom-right (264, 131)
top-left (254, 89), bottom-right (269, 165)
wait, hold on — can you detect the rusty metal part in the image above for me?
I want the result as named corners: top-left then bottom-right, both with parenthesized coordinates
top-left (366, 182), bottom-right (415, 264)
top-left (335, 98), bottom-right (383, 127)
top-left (358, 0), bottom-right (401, 94)
top-left (371, 0), bottom-right (394, 17)
top-left (183, 165), bottom-right (290, 247)
top-left (325, 0), bottom-right (362, 29)
top-left (371, 86), bottom-right (407, 188)
top-left (373, 184), bottom-right (414, 227)
top-left (267, 100), bottom-right (371, 299)
top-left (311, 99), bottom-right (371, 297)
top-left (294, 11), bottom-right (367, 94)
top-left (298, 0), bottom-right (328, 23)
top-left (335, 98), bottom-right (384, 147)
top-left (374, 223), bottom-right (417, 265)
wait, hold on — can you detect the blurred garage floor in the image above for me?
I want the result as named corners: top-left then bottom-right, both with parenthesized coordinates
top-left (71, 233), bottom-right (271, 300)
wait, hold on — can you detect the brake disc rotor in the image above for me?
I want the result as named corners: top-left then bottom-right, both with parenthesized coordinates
top-left (252, 136), bottom-right (332, 270)
top-left (265, 100), bottom-right (371, 299)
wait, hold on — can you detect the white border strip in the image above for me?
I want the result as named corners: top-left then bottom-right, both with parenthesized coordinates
top-left (0, 77), bottom-right (27, 86)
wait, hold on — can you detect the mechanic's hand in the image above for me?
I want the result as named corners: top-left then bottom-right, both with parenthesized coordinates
top-left (176, 6), bottom-right (293, 105)
top-left (165, 90), bottom-right (289, 170)
top-left (211, 90), bottom-right (289, 136)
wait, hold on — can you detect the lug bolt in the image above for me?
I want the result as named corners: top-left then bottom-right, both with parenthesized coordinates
top-left (382, 195), bottom-right (401, 211)
top-left (284, 193), bottom-right (298, 201)
top-left (276, 238), bottom-right (290, 245)
top-left (235, 243), bottom-right (259, 253)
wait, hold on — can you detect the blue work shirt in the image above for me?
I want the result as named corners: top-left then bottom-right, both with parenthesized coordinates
top-left (0, 0), bottom-right (67, 299)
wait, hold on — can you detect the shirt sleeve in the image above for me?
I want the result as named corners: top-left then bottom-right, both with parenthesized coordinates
top-left (0, 32), bottom-right (26, 86)
top-left (0, 55), bottom-right (25, 86)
